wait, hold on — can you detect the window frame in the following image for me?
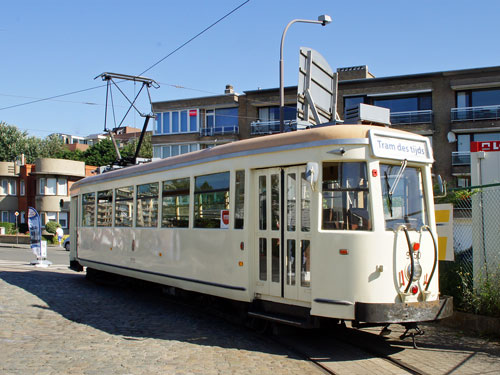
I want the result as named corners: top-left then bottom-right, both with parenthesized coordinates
top-left (114, 186), bottom-right (134, 227)
top-left (81, 192), bottom-right (96, 227)
top-left (162, 178), bottom-right (190, 228)
top-left (154, 109), bottom-right (199, 135)
top-left (194, 171), bottom-right (230, 229)
top-left (321, 162), bottom-right (372, 231)
top-left (136, 182), bottom-right (159, 228)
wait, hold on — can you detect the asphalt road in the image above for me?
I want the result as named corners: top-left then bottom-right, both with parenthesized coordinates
top-left (0, 243), bottom-right (70, 266)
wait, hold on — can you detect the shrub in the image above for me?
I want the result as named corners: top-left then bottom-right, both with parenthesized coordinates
top-left (45, 221), bottom-right (60, 234)
top-left (0, 222), bottom-right (16, 235)
top-left (459, 265), bottom-right (500, 318)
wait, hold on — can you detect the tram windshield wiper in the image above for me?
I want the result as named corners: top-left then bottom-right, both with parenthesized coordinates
top-left (385, 159), bottom-right (408, 218)
top-left (384, 171), bottom-right (393, 217)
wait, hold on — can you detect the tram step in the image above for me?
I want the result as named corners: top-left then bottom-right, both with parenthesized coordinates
top-left (248, 311), bottom-right (311, 328)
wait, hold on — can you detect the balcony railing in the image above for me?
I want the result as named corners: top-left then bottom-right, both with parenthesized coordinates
top-left (250, 120), bottom-right (305, 135)
top-left (390, 110), bottom-right (433, 125)
top-left (200, 126), bottom-right (239, 137)
top-left (451, 105), bottom-right (500, 122)
top-left (452, 151), bottom-right (471, 166)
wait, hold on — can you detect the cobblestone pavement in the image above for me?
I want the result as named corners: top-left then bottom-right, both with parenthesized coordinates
top-left (1, 260), bottom-right (500, 375)
top-left (0, 263), bottom-right (321, 375)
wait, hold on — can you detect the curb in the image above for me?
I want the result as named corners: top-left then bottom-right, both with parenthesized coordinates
top-left (440, 311), bottom-right (500, 336)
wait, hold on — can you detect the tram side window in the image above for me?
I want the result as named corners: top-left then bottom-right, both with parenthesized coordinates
top-left (97, 189), bottom-right (113, 227)
top-left (81, 192), bottom-right (95, 227)
top-left (194, 172), bottom-right (230, 228)
top-left (322, 162), bottom-right (371, 231)
top-left (380, 164), bottom-right (427, 230)
top-left (136, 183), bottom-right (159, 227)
top-left (162, 178), bottom-right (190, 228)
top-left (115, 186), bottom-right (134, 227)
top-left (234, 170), bottom-right (245, 229)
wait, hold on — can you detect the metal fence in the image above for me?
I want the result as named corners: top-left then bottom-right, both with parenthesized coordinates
top-left (451, 184), bottom-right (500, 288)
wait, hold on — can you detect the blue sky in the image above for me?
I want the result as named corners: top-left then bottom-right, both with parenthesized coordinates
top-left (1, 0), bottom-right (499, 138)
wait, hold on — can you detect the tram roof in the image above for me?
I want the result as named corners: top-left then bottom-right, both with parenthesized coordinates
top-left (72, 124), bottom-right (413, 190)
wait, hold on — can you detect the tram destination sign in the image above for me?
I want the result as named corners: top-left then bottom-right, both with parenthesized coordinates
top-left (369, 130), bottom-right (433, 163)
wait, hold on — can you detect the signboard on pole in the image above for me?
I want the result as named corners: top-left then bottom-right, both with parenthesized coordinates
top-left (28, 207), bottom-right (42, 258)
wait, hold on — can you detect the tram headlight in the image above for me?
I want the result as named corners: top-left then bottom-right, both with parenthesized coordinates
top-left (406, 262), bottom-right (422, 281)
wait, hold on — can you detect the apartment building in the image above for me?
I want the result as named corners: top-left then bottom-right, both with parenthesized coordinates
top-left (150, 65), bottom-right (500, 188)
top-left (337, 65), bottom-right (500, 187)
top-left (151, 85), bottom-right (240, 159)
top-left (0, 158), bottom-right (95, 233)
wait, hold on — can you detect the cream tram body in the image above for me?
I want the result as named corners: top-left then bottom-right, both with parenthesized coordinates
top-left (69, 124), bottom-right (451, 325)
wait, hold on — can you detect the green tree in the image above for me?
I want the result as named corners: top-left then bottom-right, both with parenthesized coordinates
top-left (121, 133), bottom-right (152, 159)
top-left (83, 138), bottom-right (120, 166)
top-left (39, 134), bottom-right (66, 159)
top-left (0, 122), bottom-right (29, 161)
top-left (23, 136), bottom-right (43, 163)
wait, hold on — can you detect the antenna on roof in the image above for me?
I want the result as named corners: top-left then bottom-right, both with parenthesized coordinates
top-left (95, 72), bottom-right (159, 166)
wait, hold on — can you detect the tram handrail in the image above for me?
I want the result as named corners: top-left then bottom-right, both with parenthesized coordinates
top-left (397, 225), bottom-right (413, 294)
top-left (419, 225), bottom-right (438, 292)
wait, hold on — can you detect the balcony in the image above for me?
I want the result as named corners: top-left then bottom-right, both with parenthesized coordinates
top-left (250, 120), bottom-right (306, 135)
top-left (390, 110), bottom-right (433, 125)
top-left (451, 105), bottom-right (500, 122)
top-left (452, 151), bottom-right (471, 166)
top-left (200, 126), bottom-right (239, 137)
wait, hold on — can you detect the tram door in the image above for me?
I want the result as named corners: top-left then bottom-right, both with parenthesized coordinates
top-left (254, 166), bottom-right (312, 302)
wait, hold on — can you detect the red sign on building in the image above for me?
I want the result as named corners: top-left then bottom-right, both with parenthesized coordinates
top-left (471, 141), bottom-right (500, 152)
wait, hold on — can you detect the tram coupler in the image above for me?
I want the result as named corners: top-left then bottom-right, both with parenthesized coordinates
top-left (400, 322), bottom-right (424, 349)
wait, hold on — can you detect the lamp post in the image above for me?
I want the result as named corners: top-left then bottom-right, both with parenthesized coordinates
top-left (279, 14), bottom-right (332, 132)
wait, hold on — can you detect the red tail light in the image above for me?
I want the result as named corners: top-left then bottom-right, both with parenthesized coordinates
top-left (411, 285), bottom-right (419, 295)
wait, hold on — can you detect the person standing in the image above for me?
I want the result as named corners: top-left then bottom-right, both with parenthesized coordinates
top-left (56, 226), bottom-right (64, 247)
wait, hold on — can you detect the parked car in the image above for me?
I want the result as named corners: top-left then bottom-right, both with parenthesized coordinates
top-left (63, 236), bottom-right (70, 251)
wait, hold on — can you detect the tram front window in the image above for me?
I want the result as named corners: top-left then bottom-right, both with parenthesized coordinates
top-left (380, 164), bottom-right (427, 231)
top-left (322, 162), bottom-right (371, 231)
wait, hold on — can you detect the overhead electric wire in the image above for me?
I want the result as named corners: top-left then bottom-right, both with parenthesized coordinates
top-left (0, 1), bottom-right (251, 114)
top-left (138, 0), bottom-right (251, 77)
top-left (0, 84), bottom-right (106, 111)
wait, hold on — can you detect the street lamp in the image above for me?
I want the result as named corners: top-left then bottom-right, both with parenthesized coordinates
top-left (279, 14), bottom-right (332, 132)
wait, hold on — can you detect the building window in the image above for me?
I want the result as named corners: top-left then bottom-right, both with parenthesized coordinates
top-left (343, 96), bottom-right (366, 112)
top-left (202, 108), bottom-right (239, 136)
top-left (258, 106), bottom-right (296, 122)
top-left (39, 178), bottom-right (61, 195)
top-left (82, 192), bottom-right (95, 227)
top-left (152, 143), bottom-right (199, 159)
top-left (97, 190), bottom-right (113, 227)
top-left (194, 172), bottom-right (230, 228)
top-left (372, 93), bottom-right (432, 113)
top-left (59, 212), bottom-right (68, 229)
top-left (39, 178), bottom-right (67, 196)
top-left (20, 180), bottom-right (25, 196)
top-left (46, 212), bottom-right (57, 226)
top-left (136, 183), bottom-right (159, 228)
top-left (57, 178), bottom-right (67, 196)
top-left (1, 211), bottom-right (8, 223)
top-left (162, 178), bottom-right (190, 228)
top-left (0, 179), bottom-right (16, 195)
top-left (115, 186), bottom-right (134, 227)
top-left (456, 88), bottom-right (500, 107)
top-left (155, 109), bottom-right (199, 135)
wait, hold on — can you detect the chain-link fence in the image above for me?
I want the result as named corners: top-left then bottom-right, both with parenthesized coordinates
top-left (453, 184), bottom-right (500, 283)
top-left (449, 184), bottom-right (500, 316)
